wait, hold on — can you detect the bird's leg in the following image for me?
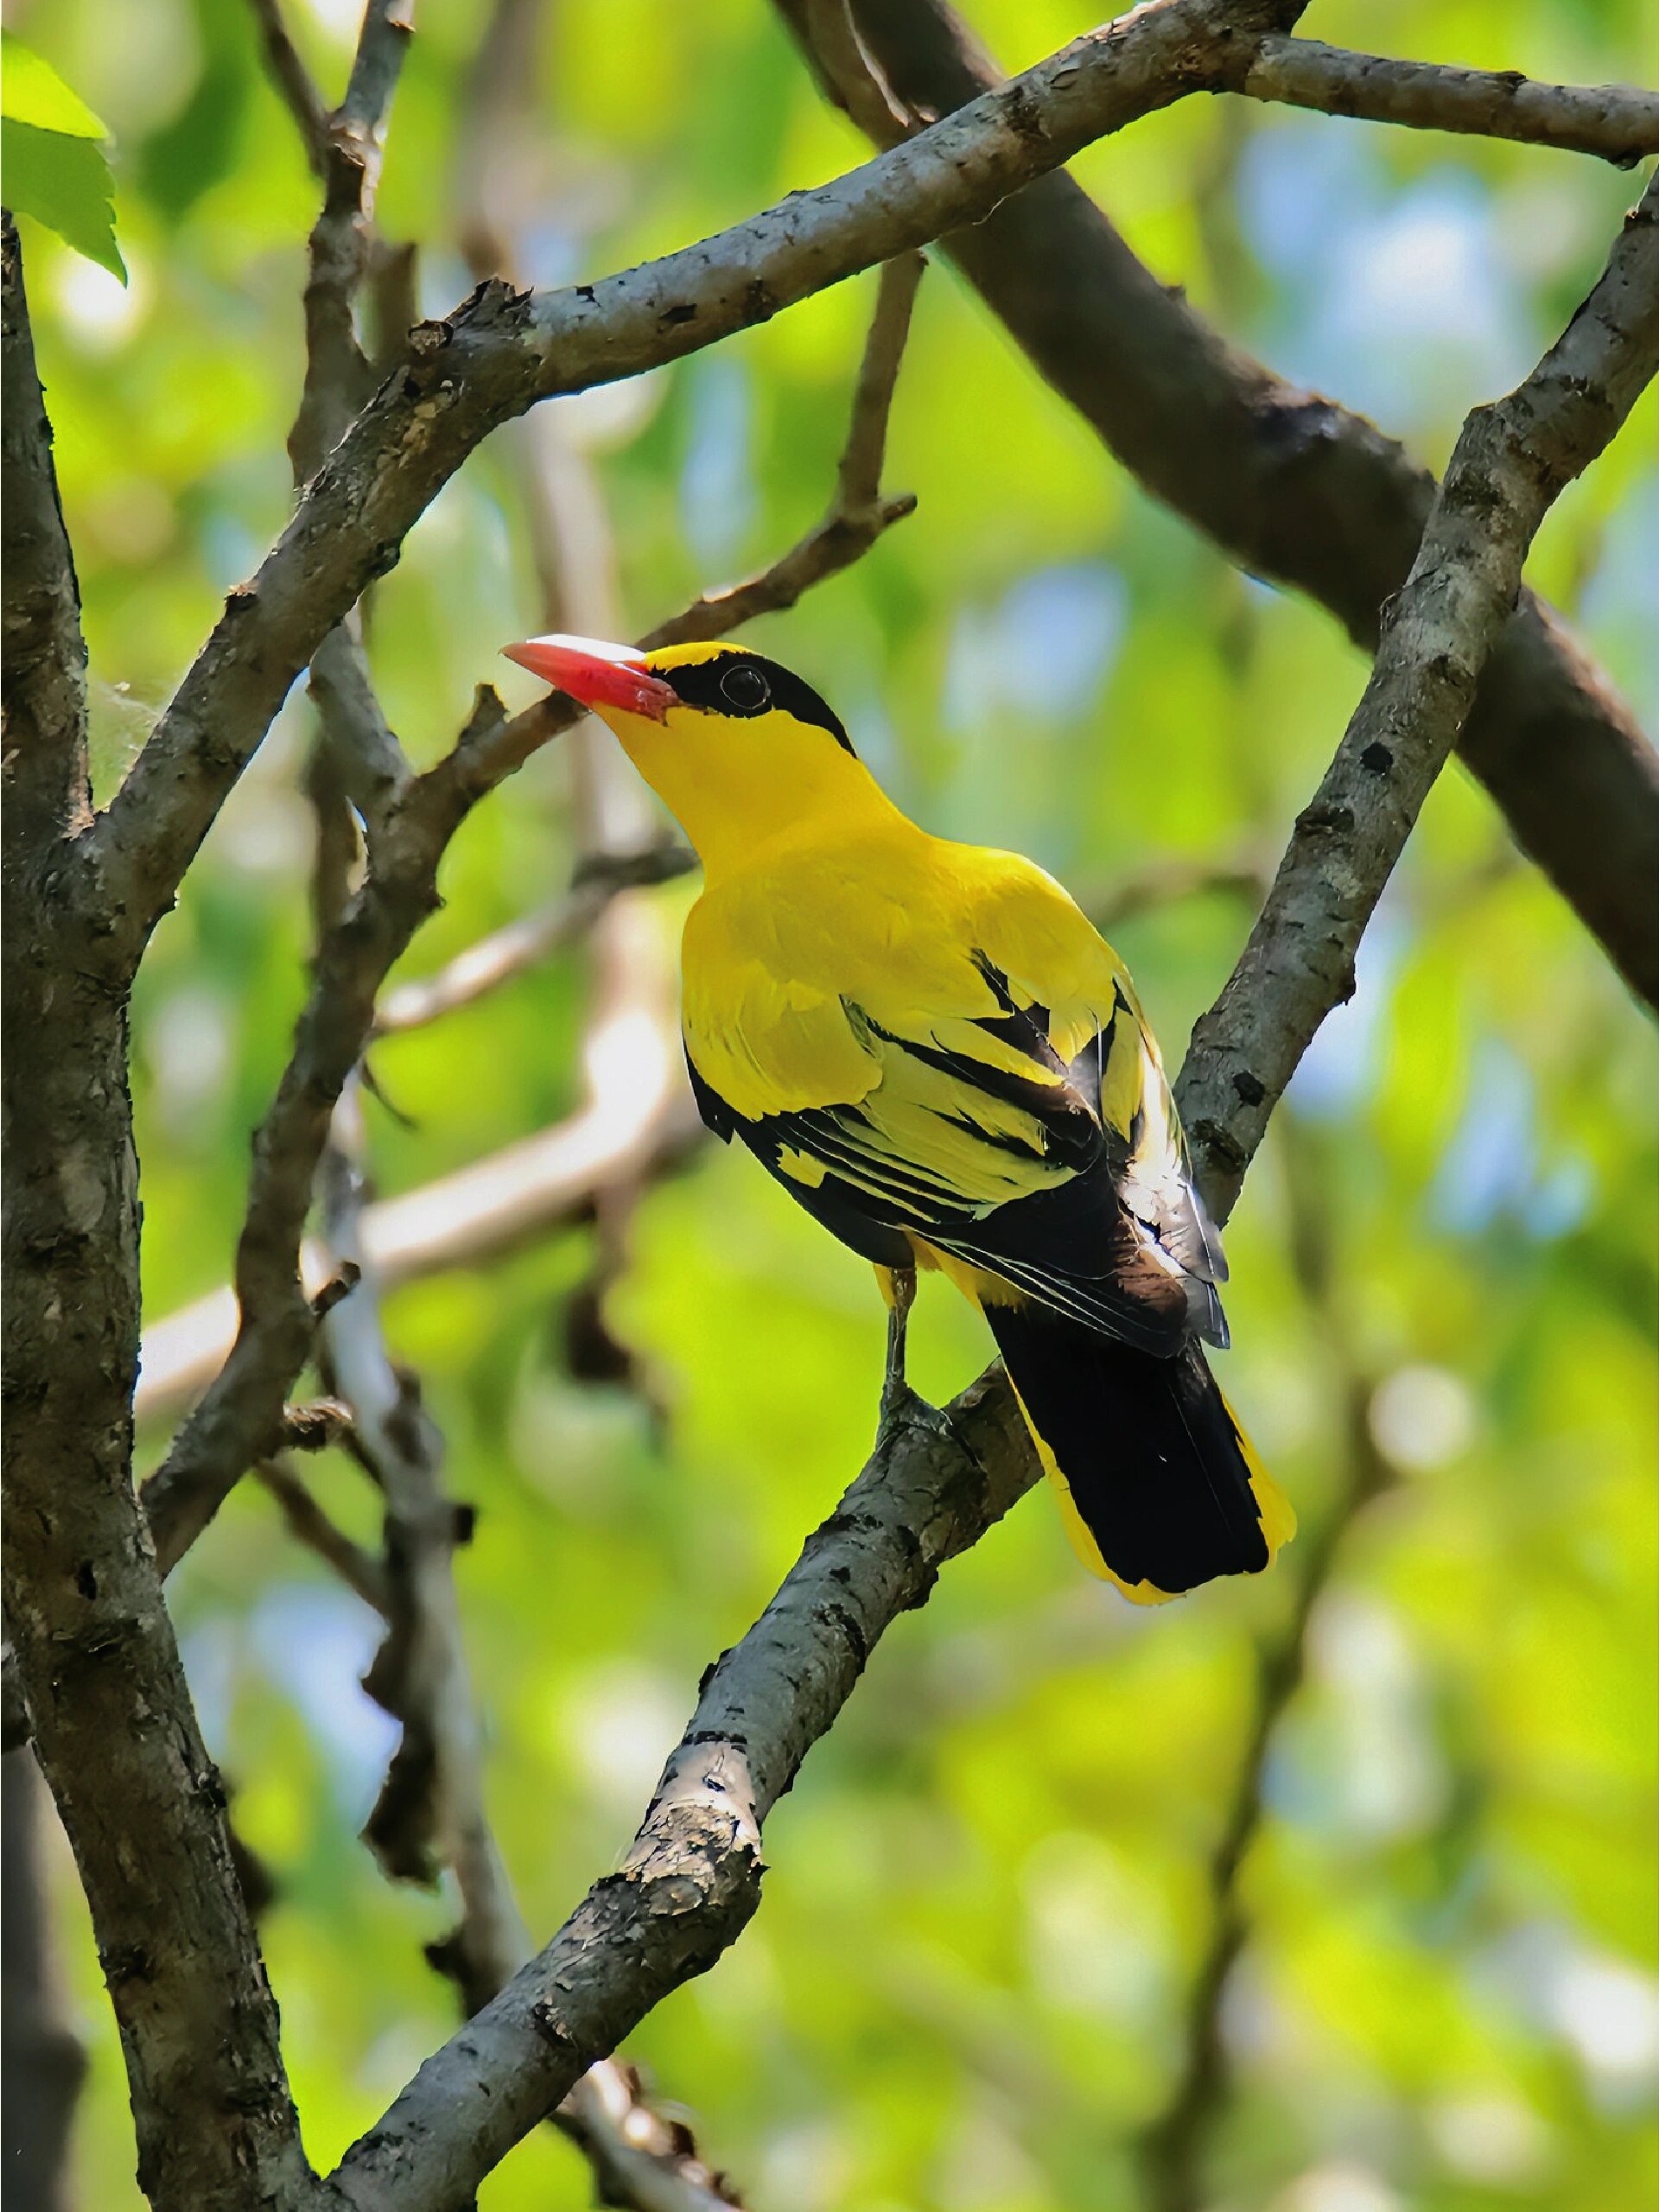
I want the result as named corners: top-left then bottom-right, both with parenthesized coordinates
top-left (878, 1264), bottom-right (918, 1429)
top-left (874, 1265), bottom-right (958, 1450)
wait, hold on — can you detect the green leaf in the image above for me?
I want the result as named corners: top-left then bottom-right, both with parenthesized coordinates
top-left (1, 33), bottom-right (108, 137)
top-left (3, 118), bottom-right (126, 282)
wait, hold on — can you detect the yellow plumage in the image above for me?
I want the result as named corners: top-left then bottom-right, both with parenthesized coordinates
top-left (505, 632), bottom-right (1294, 1599)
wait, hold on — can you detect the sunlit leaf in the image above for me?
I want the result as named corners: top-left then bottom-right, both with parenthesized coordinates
top-left (3, 117), bottom-right (125, 282)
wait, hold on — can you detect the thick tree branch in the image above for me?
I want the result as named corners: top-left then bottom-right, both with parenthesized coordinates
top-left (2, 217), bottom-right (91, 849)
top-left (1242, 37), bottom-right (1659, 166)
top-left (1179, 172), bottom-right (1659, 1217)
top-left (2, 228), bottom-right (315, 2212)
top-left (782, 0), bottom-right (1659, 1011)
top-left (329, 1373), bottom-right (1039, 2212)
top-left (87, 0), bottom-right (1313, 962)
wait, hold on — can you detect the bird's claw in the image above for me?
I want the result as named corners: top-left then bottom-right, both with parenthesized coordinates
top-left (876, 1381), bottom-right (958, 1452)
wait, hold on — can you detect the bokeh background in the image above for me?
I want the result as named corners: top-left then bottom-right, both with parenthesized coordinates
top-left (11, 1), bottom-right (1657, 2206)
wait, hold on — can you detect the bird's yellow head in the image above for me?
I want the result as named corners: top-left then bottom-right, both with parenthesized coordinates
top-left (502, 633), bottom-right (882, 874)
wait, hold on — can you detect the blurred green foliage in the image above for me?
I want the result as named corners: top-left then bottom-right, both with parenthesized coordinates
top-left (12, 1), bottom-right (1656, 2207)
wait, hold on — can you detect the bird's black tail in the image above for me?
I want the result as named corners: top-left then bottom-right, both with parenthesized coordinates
top-left (984, 1300), bottom-right (1294, 1601)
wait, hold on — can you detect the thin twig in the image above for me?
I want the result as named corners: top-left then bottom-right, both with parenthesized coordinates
top-left (277, 1398), bottom-right (354, 1453)
top-left (372, 845), bottom-right (694, 1036)
top-left (137, 0), bottom-right (425, 1580)
top-left (129, 1054), bottom-right (702, 1441)
top-left (804, 0), bottom-right (912, 144)
top-left (458, 249), bottom-right (925, 793)
top-left (254, 1458), bottom-right (391, 1617)
top-left (245, 0), bottom-right (332, 174)
top-left (288, 0), bottom-right (414, 482)
top-left (837, 251), bottom-right (925, 506)
top-left (1086, 847), bottom-right (1273, 931)
top-left (1243, 36), bottom-right (1659, 167)
top-left (380, 240), bottom-right (925, 1023)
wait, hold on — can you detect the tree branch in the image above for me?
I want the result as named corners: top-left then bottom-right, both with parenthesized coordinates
top-left (2, 226), bottom-right (315, 2212)
top-left (137, 0), bottom-right (419, 1580)
top-left (2, 217), bottom-right (91, 849)
top-left (316, 1084), bottom-right (531, 1995)
top-left (128, 1050), bottom-right (703, 1443)
top-left (254, 1456), bottom-right (391, 1616)
top-left (135, 753), bottom-right (450, 1575)
top-left (468, 251), bottom-right (925, 789)
top-left (245, 0), bottom-right (332, 174)
top-left (373, 844), bottom-right (694, 1034)
top-left (329, 1372), bottom-right (1039, 2212)
top-left (87, 0), bottom-right (1313, 963)
top-left (1179, 171), bottom-right (1659, 1217)
top-left (1241, 37), bottom-right (1659, 166)
top-left (780, 0), bottom-right (1659, 1012)
top-left (288, 0), bottom-right (413, 483)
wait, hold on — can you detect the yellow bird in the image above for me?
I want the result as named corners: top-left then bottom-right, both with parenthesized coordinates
top-left (503, 633), bottom-right (1294, 1600)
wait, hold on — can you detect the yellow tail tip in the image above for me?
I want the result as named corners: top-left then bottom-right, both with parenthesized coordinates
top-left (1222, 1387), bottom-right (1296, 1563)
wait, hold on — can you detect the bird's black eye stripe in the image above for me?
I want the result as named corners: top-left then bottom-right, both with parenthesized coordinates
top-left (662, 651), bottom-right (855, 754)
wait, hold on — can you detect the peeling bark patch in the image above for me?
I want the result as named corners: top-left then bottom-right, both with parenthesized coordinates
top-left (56, 1145), bottom-right (106, 1236)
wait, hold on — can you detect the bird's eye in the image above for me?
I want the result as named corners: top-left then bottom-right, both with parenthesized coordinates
top-left (719, 662), bottom-right (771, 714)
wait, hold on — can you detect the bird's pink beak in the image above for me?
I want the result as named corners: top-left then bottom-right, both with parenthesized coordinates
top-left (501, 632), bottom-right (677, 722)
